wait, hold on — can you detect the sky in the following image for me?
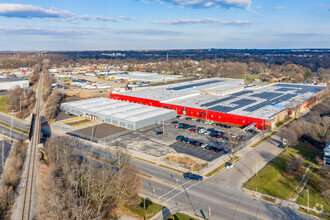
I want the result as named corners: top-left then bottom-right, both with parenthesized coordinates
top-left (0, 0), bottom-right (329, 50)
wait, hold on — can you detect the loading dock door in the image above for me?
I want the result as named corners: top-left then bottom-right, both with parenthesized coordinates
top-left (183, 109), bottom-right (187, 115)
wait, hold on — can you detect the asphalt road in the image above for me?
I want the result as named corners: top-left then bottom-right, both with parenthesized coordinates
top-left (0, 113), bottom-right (318, 220)
top-left (69, 133), bottom-right (317, 220)
top-left (0, 112), bottom-right (30, 131)
top-left (0, 139), bottom-right (12, 178)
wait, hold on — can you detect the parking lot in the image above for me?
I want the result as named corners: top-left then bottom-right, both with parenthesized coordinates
top-left (108, 116), bottom-right (255, 161)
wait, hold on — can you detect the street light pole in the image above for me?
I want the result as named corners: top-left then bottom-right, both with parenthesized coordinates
top-left (306, 189), bottom-right (309, 213)
top-left (10, 110), bottom-right (14, 141)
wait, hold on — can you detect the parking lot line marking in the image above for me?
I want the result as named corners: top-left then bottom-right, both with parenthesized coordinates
top-left (165, 181), bottom-right (200, 202)
top-left (158, 180), bottom-right (191, 199)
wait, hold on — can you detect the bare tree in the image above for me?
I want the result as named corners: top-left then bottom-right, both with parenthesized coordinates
top-left (286, 156), bottom-right (303, 176)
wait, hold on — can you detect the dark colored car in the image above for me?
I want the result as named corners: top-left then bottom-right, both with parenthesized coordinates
top-left (186, 117), bottom-right (192, 120)
top-left (176, 135), bottom-right (184, 141)
top-left (183, 172), bottom-right (203, 181)
top-left (156, 131), bottom-right (163, 135)
top-left (172, 121), bottom-right (179, 124)
top-left (196, 119), bottom-right (202, 122)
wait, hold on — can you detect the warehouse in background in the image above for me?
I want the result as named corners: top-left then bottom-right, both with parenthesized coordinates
top-left (60, 97), bottom-right (177, 130)
top-left (110, 78), bottom-right (326, 130)
top-left (0, 78), bottom-right (29, 90)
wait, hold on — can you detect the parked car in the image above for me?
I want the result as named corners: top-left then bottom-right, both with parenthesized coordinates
top-left (156, 131), bottom-right (163, 135)
top-left (198, 129), bottom-right (205, 133)
top-left (190, 129), bottom-right (195, 132)
top-left (183, 172), bottom-right (203, 181)
top-left (204, 131), bottom-right (210, 135)
top-left (201, 143), bottom-right (208, 148)
top-left (176, 135), bottom-right (184, 141)
top-left (186, 117), bottom-right (192, 120)
top-left (174, 125), bottom-right (180, 128)
top-left (179, 115), bottom-right (185, 119)
top-left (172, 121), bottom-right (179, 124)
top-left (225, 163), bottom-right (235, 169)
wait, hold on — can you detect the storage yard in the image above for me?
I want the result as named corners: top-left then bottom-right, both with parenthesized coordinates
top-left (111, 78), bottom-right (326, 129)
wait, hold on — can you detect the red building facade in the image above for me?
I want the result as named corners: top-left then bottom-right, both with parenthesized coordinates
top-left (110, 93), bottom-right (268, 130)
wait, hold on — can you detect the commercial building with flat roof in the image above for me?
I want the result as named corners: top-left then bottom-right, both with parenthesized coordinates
top-left (0, 78), bottom-right (29, 90)
top-left (110, 78), bottom-right (326, 130)
top-left (60, 97), bottom-right (177, 130)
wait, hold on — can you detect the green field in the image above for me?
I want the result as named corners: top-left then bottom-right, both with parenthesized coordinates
top-left (0, 95), bottom-right (8, 112)
top-left (244, 142), bottom-right (321, 200)
top-left (126, 197), bottom-right (163, 219)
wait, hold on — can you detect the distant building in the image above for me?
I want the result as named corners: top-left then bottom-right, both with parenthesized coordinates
top-left (324, 142), bottom-right (330, 165)
top-left (0, 78), bottom-right (29, 90)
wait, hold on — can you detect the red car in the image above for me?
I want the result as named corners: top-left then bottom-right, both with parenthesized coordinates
top-left (190, 129), bottom-right (195, 132)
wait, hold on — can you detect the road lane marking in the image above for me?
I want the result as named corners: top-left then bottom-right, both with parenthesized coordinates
top-left (158, 180), bottom-right (191, 199)
top-left (165, 181), bottom-right (200, 202)
top-left (225, 203), bottom-right (270, 220)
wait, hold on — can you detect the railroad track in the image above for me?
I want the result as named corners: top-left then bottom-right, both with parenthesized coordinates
top-left (21, 72), bottom-right (43, 220)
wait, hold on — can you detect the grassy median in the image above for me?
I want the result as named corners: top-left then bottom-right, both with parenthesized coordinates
top-left (126, 197), bottom-right (163, 219)
top-left (0, 95), bottom-right (8, 112)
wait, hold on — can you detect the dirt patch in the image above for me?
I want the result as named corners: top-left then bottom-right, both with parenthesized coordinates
top-left (164, 154), bottom-right (208, 171)
top-left (64, 88), bottom-right (108, 99)
top-left (56, 111), bottom-right (76, 121)
top-left (74, 123), bottom-right (127, 139)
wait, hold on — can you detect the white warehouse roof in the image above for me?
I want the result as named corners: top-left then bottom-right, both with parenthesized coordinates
top-left (61, 97), bottom-right (177, 130)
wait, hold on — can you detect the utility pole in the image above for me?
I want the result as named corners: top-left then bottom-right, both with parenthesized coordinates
top-left (2, 129), bottom-right (4, 168)
top-left (162, 118), bottom-right (165, 135)
top-left (10, 110), bottom-right (14, 141)
top-left (19, 95), bottom-right (23, 113)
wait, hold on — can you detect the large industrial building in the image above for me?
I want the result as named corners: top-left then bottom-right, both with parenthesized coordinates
top-left (0, 78), bottom-right (29, 90)
top-left (110, 78), bottom-right (326, 130)
top-left (60, 97), bottom-right (177, 130)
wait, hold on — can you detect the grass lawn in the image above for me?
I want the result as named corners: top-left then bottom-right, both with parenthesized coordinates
top-left (297, 170), bottom-right (330, 216)
top-left (0, 95), bottom-right (8, 112)
top-left (166, 213), bottom-right (197, 220)
top-left (244, 142), bottom-right (321, 200)
top-left (126, 197), bottom-right (163, 219)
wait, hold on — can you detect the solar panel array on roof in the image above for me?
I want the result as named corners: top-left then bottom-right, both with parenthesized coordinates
top-left (244, 93), bottom-right (298, 112)
top-left (230, 90), bottom-right (253, 97)
top-left (274, 84), bottom-right (325, 93)
top-left (167, 79), bottom-right (223, 91)
top-left (276, 88), bottom-right (297, 92)
top-left (207, 98), bottom-right (257, 113)
top-left (244, 101), bottom-right (271, 112)
top-left (251, 92), bottom-right (283, 100)
top-left (231, 99), bottom-right (256, 106)
top-left (201, 96), bottom-right (235, 107)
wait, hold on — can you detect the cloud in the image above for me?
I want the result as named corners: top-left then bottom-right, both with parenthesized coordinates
top-left (152, 18), bottom-right (253, 25)
top-left (116, 29), bottom-right (182, 35)
top-left (139, 0), bottom-right (251, 9)
top-left (0, 3), bottom-right (89, 22)
top-left (95, 15), bottom-right (136, 22)
top-left (273, 6), bottom-right (285, 10)
top-left (0, 27), bottom-right (86, 36)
